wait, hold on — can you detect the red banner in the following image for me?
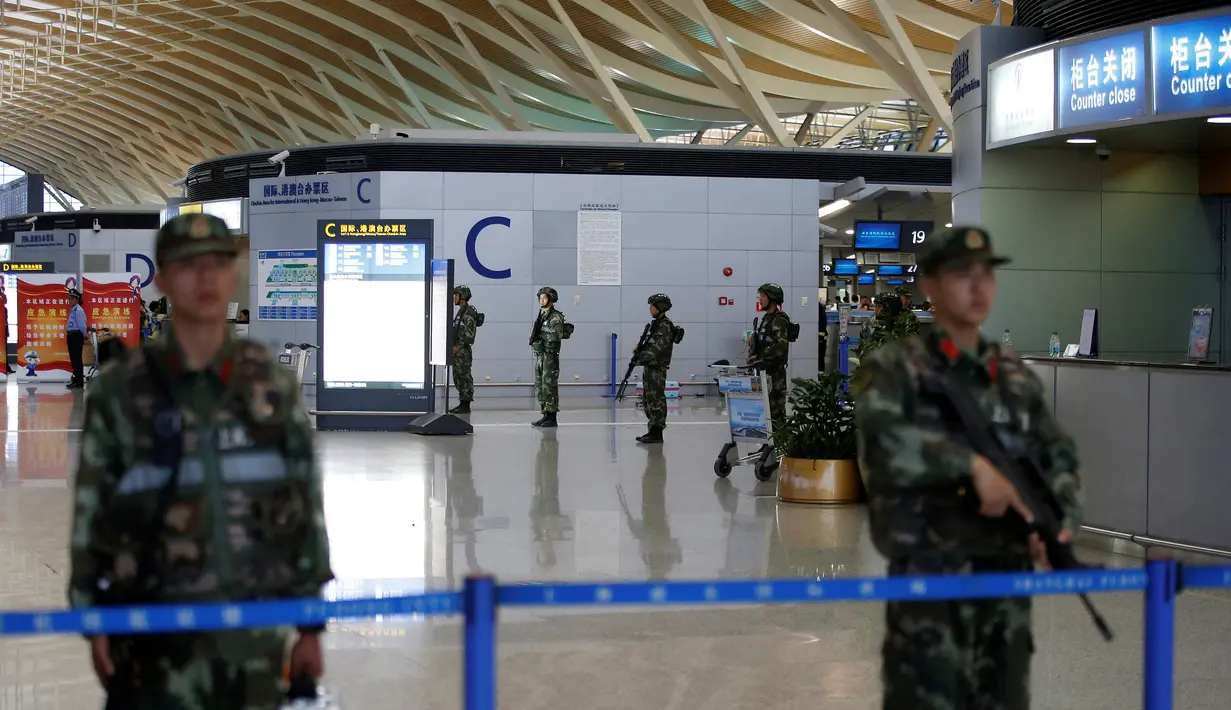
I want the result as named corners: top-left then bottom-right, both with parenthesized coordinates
top-left (16, 274), bottom-right (76, 381)
top-left (83, 273), bottom-right (141, 352)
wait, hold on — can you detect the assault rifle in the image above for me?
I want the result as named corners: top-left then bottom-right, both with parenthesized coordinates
top-left (528, 310), bottom-right (544, 347)
top-left (616, 323), bottom-right (653, 401)
top-left (923, 370), bottom-right (1115, 642)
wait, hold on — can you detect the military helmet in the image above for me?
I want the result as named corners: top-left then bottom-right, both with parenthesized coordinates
top-left (757, 283), bottom-right (784, 304)
top-left (155, 213), bottom-right (236, 267)
top-left (453, 285), bottom-right (472, 300)
top-left (648, 293), bottom-right (672, 311)
top-left (537, 286), bottom-right (558, 303)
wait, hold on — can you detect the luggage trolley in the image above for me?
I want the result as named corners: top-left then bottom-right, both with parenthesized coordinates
top-left (711, 362), bottom-right (781, 482)
top-left (278, 342), bottom-right (319, 385)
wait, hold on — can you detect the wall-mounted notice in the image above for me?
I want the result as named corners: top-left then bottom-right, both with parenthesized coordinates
top-left (257, 249), bottom-right (318, 321)
top-left (577, 205), bottom-right (621, 286)
top-left (1058, 31), bottom-right (1148, 129)
top-left (1188, 307), bottom-right (1214, 362)
top-left (1152, 14), bottom-right (1231, 116)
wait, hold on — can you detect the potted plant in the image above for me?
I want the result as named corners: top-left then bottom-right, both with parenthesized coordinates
top-left (773, 372), bottom-right (863, 504)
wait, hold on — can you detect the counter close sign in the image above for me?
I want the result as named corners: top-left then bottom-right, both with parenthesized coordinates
top-left (1058, 31), bottom-right (1148, 128)
top-left (1152, 14), bottom-right (1231, 116)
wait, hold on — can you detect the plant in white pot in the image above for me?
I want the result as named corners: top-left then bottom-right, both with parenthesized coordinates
top-left (772, 372), bottom-right (863, 504)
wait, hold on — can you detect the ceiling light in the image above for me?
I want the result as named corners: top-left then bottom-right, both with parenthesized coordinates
top-left (1066, 138), bottom-right (1097, 144)
top-left (1208, 116), bottom-right (1231, 124)
top-left (845, 228), bottom-right (854, 235)
top-left (818, 199), bottom-right (852, 219)
top-left (945, 223), bottom-right (953, 228)
top-left (845, 253), bottom-right (856, 260)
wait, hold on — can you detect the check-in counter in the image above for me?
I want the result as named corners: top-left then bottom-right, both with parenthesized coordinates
top-left (1025, 357), bottom-right (1231, 555)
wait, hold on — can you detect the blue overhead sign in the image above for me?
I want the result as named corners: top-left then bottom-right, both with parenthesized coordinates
top-left (1152, 14), bottom-right (1231, 116)
top-left (1058, 31), bottom-right (1147, 128)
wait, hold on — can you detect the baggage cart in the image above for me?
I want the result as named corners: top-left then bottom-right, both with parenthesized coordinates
top-left (710, 362), bottom-right (780, 482)
top-left (278, 342), bottom-right (319, 385)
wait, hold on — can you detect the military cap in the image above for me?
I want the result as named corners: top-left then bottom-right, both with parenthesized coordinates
top-left (917, 226), bottom-right (1009, 275)
top-left (453, 285), bottom-right (472, 300)
top-left (66, 287), bottom-right (82, 300)
top-left (155, 214), bottom-right (237, 266)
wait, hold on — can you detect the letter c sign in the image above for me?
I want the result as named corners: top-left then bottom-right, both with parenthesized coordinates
top-left (466, 216), bottom-right (511, 280)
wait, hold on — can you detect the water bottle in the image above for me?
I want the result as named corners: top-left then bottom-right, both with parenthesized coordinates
top-left (1001, 329), bottom-right (1012, 348)
top-left (1050, 331), bottom-right (1061, 358)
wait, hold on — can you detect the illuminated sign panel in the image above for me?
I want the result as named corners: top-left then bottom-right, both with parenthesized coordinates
top-left (1152, 14), bottom-right (1231, 116)
top-left (1058, 31), bottom-right (1148, 128)
top-left (987, 49), bottom-right (1055, 144)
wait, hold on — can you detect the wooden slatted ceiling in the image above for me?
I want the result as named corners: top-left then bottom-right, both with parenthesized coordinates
top-left (919, 0), bottom-right (1013, 25)
top-left (709, 0), bottom-right (879, 69)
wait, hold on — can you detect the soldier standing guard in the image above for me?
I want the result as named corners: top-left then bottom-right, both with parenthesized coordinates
top-left (856, 226), bottom-right (1083, 710)
top-left (634, 293), bottom-right (680, 444)
top-left (747, 283), bottom-right (792, 429)
top-left (449, 285), bottom-right (483, 415)
top-left (529, 286), bottom-right (565, 427)
top-left (69, 213), bottom-right (333, 710)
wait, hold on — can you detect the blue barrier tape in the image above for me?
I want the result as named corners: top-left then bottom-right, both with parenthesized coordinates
top-left (498, 569), bottom-right (1147, 607)
top-left (0, 592), bottom-right (461, 638)
top-left (1180, 564), bottom-right (1231, 589)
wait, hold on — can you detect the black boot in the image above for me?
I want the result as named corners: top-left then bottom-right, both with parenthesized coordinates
top-left (636, 426), bottom-right (664, 444)
top-left (449, 401), bottom-right (471, 414)
top-left (531, 412), bottom-right (547, 427)
top-left (539, 412), bottom-right (558, 428)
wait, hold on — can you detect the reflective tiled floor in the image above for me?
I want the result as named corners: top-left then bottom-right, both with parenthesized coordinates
top-left (1, 383), bottom-right (1230, 708)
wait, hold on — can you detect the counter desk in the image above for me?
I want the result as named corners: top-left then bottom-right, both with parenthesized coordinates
top-left (1025, 357), bottom-right (1231, 556)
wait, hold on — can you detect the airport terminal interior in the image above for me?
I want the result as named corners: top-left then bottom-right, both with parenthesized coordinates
top-left (4, 0), bottom-right (1231, 707)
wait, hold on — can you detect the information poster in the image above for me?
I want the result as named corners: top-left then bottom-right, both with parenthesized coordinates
top-left (322, 240), bottom-right (426, 389)
top-left (429, 259), bottom-right (452, 367)
top-left (83, 273), bottom-right (142, 353)
top-left (257, 249), bottom-right (318, 321)
top-left (1188, 307), bottom-right (1213, 362)
top-left (719, 376), bottom-right (770, 442)
top-left (577, 206), bottom-right (621, 286)
top-left (17, 274), bottom-right (76, 382)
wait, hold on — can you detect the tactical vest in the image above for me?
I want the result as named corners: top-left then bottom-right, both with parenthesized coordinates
top-left (865, 338), bottom-right (1038, 567)
top-left (100, 341), bottom-right (314, 604)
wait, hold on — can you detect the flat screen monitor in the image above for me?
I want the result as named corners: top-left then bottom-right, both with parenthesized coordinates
top-left (878, 264), bottom-right (903, 275)
top-left (854, 221), bottom-right (902, 250)
top-left (886, 279), bottom-right (905, 285)
top-left (322, 241), bottom-right (428, 389)
top-left (833, 259), bottom-right (858, 275)
top-left (857, 274), bottom-right (874, 285)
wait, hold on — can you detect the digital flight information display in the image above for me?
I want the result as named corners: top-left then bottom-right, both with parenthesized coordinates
top-left (854, 222), bottom-right (902, 250)
top-left (322, 241), bottom-right (427, 389)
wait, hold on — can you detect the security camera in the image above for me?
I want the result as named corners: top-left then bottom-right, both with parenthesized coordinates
top-left (1096, 146), bottom-right (1111, 162)
top-left (268, 150), bottom-right (291, 165)
top-left (92, 218), bottom-right (101, 233)
top-left (369, 123), bottom-right (381, 139)
top-left (819, 223), bottom-right (838, 236)
top-left (170, 177), bottom-right (186, 187)
top-left (23, 216), bottom-right (36, 225)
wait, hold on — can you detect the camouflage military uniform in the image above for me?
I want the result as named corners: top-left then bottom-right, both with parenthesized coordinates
top-left (530, 307), bottom-right (565, 414)
top-left (69, 213), bottom-right (333, 710)
top-left (752, 310), bottom-right (791, 427)
top-left (638, 314), bottom-right (677, 431)
top-left (452, 302), bottom-right (481, 403)
top-left (857, 329), bottom-right (1082, 709)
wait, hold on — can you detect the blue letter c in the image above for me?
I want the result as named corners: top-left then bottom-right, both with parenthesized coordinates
top-left (467, 216), bottom-right (511, 279)
top-left (356, 177), bottom-right (371, 204)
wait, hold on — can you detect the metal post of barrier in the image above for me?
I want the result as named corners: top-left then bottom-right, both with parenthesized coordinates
top-left (463, 575), bottom-right (497, 710)
top-left (1144, 556), bottom-right (1177, 710)
top-left (604, 333), bottom-right (618, 398)
top-left (839, 337), bottom-right (849, 376)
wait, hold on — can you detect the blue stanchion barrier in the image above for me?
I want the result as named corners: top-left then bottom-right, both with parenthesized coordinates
top-left (6, 564), bottom-right (1231, 710)
top-left (498, 568), bottom-right (1146, 607)
top-left (0, 591), bottom-right (461, 637)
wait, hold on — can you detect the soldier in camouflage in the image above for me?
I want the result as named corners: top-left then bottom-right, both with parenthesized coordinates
top-left (69, 213), bottom-right (333, 710)
top-left (634, 293), bottom-right (677, 444)
top-left (896, 285), bottom-right (920, 333)
top-left (449, 285), bottom-right (480, 415)
top-left (748, 283), bottom-right (792, 429)
top-left (529, 286), bottom-right (565, 427)
top-left (855, 226), bottom-right (1083, 710)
